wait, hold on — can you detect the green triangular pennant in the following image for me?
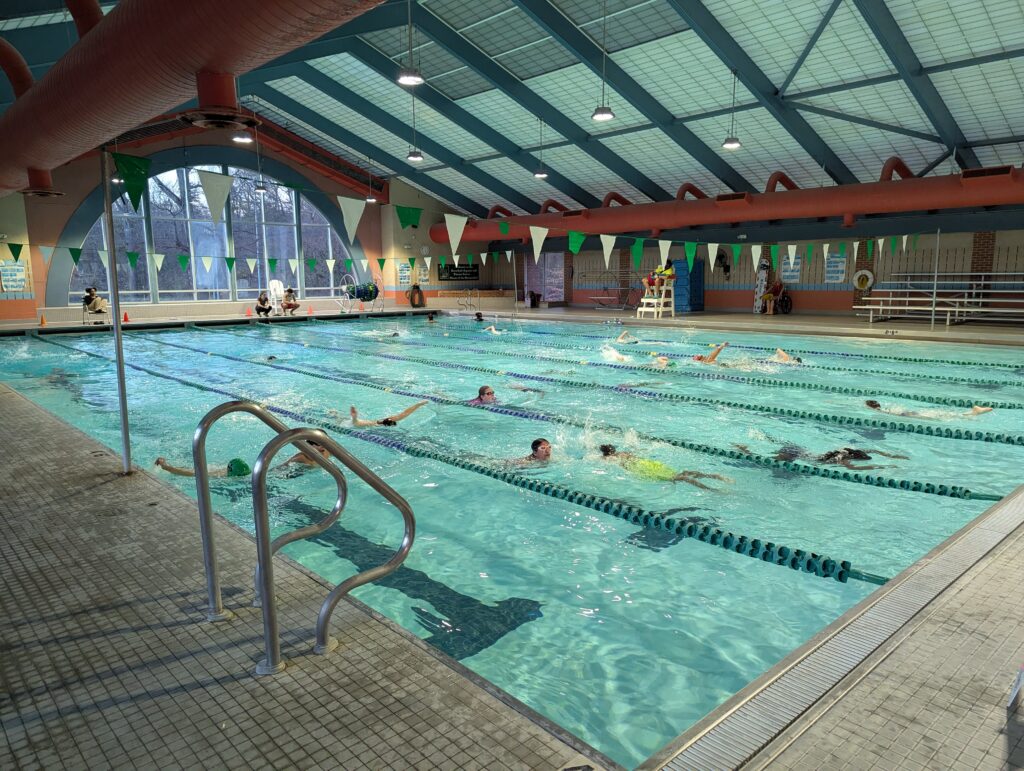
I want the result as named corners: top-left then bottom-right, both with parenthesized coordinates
top-left (178, 253), bottom-right (190, 272)
top-left (912, 233), bottom-right (920, 250)
top-left (224, 257), bottom-right (235, 271)
top-left (69, 247), bottom-right (82, 265)
top-left (568, 230), bottom-right (586, 255)
top-left (866, 239), bottom-right (874, 259)
top-left (769, 244), bottom-right (779, 271)
top-left (685, 244), bottom-right (697, 273)
top-left (345, 258), bottom-right (352, 271)
top-left (731, 244), bottom-right (741, 265)
top-left (498, 221), bottom-right (510, 235)
top-left (439, 255), bottom-right (447, 266)
top-left (377, 258), bottom-right (386, 271)
top-left (466, 254), bottom-right (474, 265)
top-left (306, 258), bottom-right (317, 271)
top-left (889, 236), bottom-right (898, 256)
top-left (268, 258), bottom-right (278, 273)
top-left (806, 243), bottom-right (814, 265)
top-left (126, 250), bottom-right (139, 269)
top-left (112, 152), bottom-right (151, 213)
top-left (408, 257), bottom-right (416, 270)
top-left (492, 251), bottom-right (499, 261)
top-left (630, 238), bottom-right (644, 270)
top-left (395, 205), bottom-right (423, 229)
top-left (838, 242), bottom-right (847, 258)
top-left (8, 243), bottom-right (23, 262)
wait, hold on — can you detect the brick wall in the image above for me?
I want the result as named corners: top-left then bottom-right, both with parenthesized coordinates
top-left (971, 231), bottom-right (995, 273)
top-left (852, 238), bottom-right (873, 304)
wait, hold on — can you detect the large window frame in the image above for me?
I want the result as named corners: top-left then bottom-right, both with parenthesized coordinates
top-left (68, 164), bottom-right (353, 305)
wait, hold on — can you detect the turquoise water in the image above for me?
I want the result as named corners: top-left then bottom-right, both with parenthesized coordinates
top-left (2, 316), bottom-right (1022, 768)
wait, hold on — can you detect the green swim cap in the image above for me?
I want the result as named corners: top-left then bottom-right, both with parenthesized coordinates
top-left (226, 458), bottom-right (251, 477)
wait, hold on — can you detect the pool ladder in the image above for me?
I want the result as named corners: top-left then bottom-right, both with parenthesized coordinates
top-left (457, 288), bottom-right (479, 312)
top-left (192, 400), bottom-right (415, 675)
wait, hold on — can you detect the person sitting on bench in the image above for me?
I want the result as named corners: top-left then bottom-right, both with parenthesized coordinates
top-left (82, 287), bottom-right (109, 314)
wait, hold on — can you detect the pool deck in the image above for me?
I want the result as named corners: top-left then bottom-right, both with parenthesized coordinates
top-left (0, 383), bottom-right (613, 771)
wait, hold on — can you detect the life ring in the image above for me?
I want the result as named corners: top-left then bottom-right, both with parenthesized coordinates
top-left (852, 269), bottom-right (875, 291)
top-left (407, 283), bottom-right (425, 308)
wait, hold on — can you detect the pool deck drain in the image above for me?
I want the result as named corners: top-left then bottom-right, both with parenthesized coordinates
top-left (643, 485), bottom-right (1024, 770)
top-left (0, 384), bottom-right (613, 771)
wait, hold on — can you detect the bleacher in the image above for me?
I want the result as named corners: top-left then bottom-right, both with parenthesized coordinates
top-left (854, 272), bottom-right (1024, 326)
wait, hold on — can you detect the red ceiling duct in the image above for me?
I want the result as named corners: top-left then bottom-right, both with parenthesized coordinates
top-left (0, 38), bottom-right (59, 195)
top-left (66, 0), bottom-right (103, 38)
top-left (879, 156), bottom-right (914, 182)
top-left (429, 160), bottom-right (1024, 244)
top-left (487, 205), bottom-right (515, 219)
top-left (675, 183), bottom-right (708, 200)
top-left (539, 199), bottom-right (569, 214)
top-left (0, 0), bottom-right (384, 194)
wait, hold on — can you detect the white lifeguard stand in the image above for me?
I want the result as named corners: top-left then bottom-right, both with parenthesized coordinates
top-left (636, 284), bottom-right (675, 319)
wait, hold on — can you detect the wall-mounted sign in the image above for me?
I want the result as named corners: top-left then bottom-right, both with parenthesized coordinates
top-left (438, 263), bottom-right (479, 281)
top-left (0, 261), bottom-right (27, 292)
top-left (824, 254), bottom-right (847, 283)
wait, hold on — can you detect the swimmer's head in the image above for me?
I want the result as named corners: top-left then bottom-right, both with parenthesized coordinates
top-left (599, 444), bottom-right (616, 456)
top-left (380, 418), bottom-right (397, 427)
top-left (794, 357), bottom-right (802, 363)
top-left (845, 448), bottom-right (871, 460)
top-left (693, 354), bottom-right (705, 362)
top-left (478, 385), bottom-right (496, 401)
top-left (865, 400), bottom-right (881, 409)
top-left (475, 312), bottom-right (484, 321)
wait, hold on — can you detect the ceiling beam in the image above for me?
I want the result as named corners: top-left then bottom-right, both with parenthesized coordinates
top-left (515, 0), bottom-right (754, 193)
top-left (665, 0), bottom-right (858, 185)
top-left (413, 4), bottom-right (672, 202)
top-left (779, 0), bottom-right (843, 95)
top-left (789, 102), bottom-right (942, 143)
top-left (249, 84), bottom-right (489, 217)
top-left (851, 0), bottom-right (980, 169)
top-left (290, 63), bottom-right (542, 213)
top-left (343, 38), bottom-right (600, 208)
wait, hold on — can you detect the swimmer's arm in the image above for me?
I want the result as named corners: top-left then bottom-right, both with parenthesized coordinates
top-left (868, 450), bottom-right (909, 459)
top-left (842, 462), bottom-right (888, 471)
top-left (155, 457), bottom-right (224, 477)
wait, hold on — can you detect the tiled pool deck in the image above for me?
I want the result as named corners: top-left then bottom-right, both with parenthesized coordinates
top-left (0, 384), bottom-right (612, 771)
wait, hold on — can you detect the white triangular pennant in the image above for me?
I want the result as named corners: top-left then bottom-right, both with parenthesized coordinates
top-left (529, 226), bottom-right (548, 264)
top-left (876, 238), bottom-right (884, 260)
top-left (853, 241), bottom-right (860, 259)
top-left (289, 259), bottom-right (299, 274)
top-left (505, 249), bottom-right (512, 263)
top-left (901, 234), bottom-right (908, 252)
top-left (202, 256), bottom-right (213, 272)
top-left (750, 244), bottom-right (762, 271)
top-left (707, 243), bottom-right (719, 263)
top-left (97, 249), bottom-right (108, 268)
top-left (425, 256), bottom-right (432, 271)
top-left (480, 252), bottom-right (488, 265)
top-left (325, 258), bottom-right (336, 274)
top-left (153, 253), bottom-right (165, 270)
top-left (39, 246), bottom-right (54, 264)
top-left (336, 196), bottom-right (366, 243)
top-left (600, 234), bottom-right (616, 269)
top-left (822, 242), bottom-right (830, 258)
top-left (453, 254), bottom-right (460, 266)
top-left (196, 170), bottom-right (233, 226)
top-left (658, 240), bottom-right (671, 267)
top-left (444, 213), bottom-right (468, 256)
top-left (359, 259), bottom-right (368, 272)
top-left (245, 258), bottom-right (257, 273)
top-left (787, 243), bottom-right (797, 269)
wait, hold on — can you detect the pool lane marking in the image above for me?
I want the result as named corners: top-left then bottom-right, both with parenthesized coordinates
top-left (36, 333), bottom-right (881, 585)
top-left (425, 327), bottom-right (1024, 390)
top-left (455, 321), bottom-right (1024, 370)
top-left (310, 321), bottom-right (1023, 411)
top-left (191, 326), bottom-right (1006, 502)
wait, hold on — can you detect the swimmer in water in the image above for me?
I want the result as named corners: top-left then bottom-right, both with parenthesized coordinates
top-left (482, 325), bottom-right (504, 335)
top-left (348, 400), bottom-right (429, 427)
top-left (650, 355), bottom-right (675, 370)
top-left (600, 345), bottom-right (630, 363)
top-left (733, 442), bottom-right (908, 470)
top-left (154, 442), bottom-right (330, 477)
top-left (865, 400), bottom-right (992, 419)
top-left (616, 330), bottom-right (640, 344)
top-left (692, 341), bottom-right (729, 365)
top-left (769, 348), bottom-right (802, 364)
top-left (513, 438), bottom-right (551, 466)
top-left (599, 444), bottom-right (733, 490)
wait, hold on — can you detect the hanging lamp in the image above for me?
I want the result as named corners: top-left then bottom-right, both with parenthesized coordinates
top-left (722, 70), bottom-right (741, 150)
top-left (397, 0), bottom-right (424, 86)
top-left (591, 0), bottom-right (615, 122)
top-left (406, 90), bottom-right (424, 162)
top-left (534, 118), bottom-right (549, 178)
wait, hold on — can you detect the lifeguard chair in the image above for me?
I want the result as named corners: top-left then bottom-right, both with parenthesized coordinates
top-left (636, 283), bottom-right (674, 319)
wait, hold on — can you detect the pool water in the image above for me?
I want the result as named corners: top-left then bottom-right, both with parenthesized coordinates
top-left (2, 316), bottom-right (1022, 768)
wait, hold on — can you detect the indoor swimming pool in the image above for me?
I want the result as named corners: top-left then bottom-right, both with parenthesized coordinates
top-left (2, 316), bottom-right (1022, 768)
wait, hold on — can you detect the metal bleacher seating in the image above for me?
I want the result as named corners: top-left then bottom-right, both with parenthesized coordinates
top-left (854, 272), bottom-right (1024, 325)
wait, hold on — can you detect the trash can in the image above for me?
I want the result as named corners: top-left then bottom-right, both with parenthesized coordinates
top-left (528, 291), bottom-right (541, 308)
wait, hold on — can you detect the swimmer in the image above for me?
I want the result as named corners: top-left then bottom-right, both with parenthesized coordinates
top-left (733, 443), bottom-right (908, 471)
top-left (267, 356), bottom-right (278, 361)
top-left (154, 443), bottom-right (329, 478)
top-left (475, 312), bottom-right (484, 322)
top-left (599, 445), bottom-right (732, 491)
top-left (426, 312), bottom-right (437, 323)
top-left (692, 341), bottom-right (728, 365)
top-left (513, 438), bottom-right (551, 465)
top-left (769, 348), bottom-right (802, 364)
top-left (482, 325), bottom-right (504, 335)
top-left (650, 355), bottom-right (675, 370)
top-left (865, 400), bottom-right (993, 419)
top-left (616, 330), bottom-right (640, 345)
top-left (349, 400), bottom-right (429, 428)
top-left (467, 385), bottom-right (497, 405)
top-left (600, 344), bottom-right (630, 363)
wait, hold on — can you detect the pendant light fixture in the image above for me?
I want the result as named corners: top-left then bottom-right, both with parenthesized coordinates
top-left (407, 90), bottom-right (424, 162)
top-left (591, 0), bottom-right (614, 122)
top-left (722, 69), bottom-right (741, 150)
top-left (253, 102), bottom-right (267, 195)
top-left (533, 118), bottom-right (549, 179)
top-left (397, 0), bottom-right (424, 86)
top-left (365, 156), bottom-right (377, 203)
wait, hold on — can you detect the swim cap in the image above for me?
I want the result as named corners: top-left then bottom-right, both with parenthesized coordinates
top-left (226, 458), bottom-right (251, 477)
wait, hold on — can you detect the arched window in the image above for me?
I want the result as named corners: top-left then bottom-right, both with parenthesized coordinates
top-left (68, 165), bottom-right (355, 304)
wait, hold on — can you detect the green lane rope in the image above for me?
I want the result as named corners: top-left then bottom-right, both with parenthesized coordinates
top-left (38, 334), bottom-right (882, 585)
top-left (460, 321), bottom-right (1024, 371)
top-left (427, 327), bottom-right (1024, 390)
top-left (313, 322), bottom-right (1022, 410)
top-left (158, 330), bottom-right (1007, 503)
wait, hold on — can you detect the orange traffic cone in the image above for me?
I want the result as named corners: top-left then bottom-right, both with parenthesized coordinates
top-left (123, 311), bottom-right (129, 323)
top-left (359, 301), bottom-right (365, 311)
top-left (39, 314), bottom-right (47, 327)
top-left (306, 306), bottom-right (313, 316)
top-left (245, 306), bottom-right (252, 317)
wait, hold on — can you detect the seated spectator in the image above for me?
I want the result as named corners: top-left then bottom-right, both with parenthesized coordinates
top-left (762, 281), bottom-right (783, 315)
top-left (642, 260), bottom-right (675, 296)
top-left (282, 287), bottom-right (300, 316)
top-left (82, 287), bottom-right (109, 313)
top-left (255, 292), bottom-right (272, 317)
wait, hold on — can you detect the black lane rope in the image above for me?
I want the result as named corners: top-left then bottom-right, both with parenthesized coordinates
top-left (36, 333), bottom-right (887, 585)
top-left (312, 321), bottom-right (1023, 411)
top-left (430, 325), bottom-right (1024, 390)
top-left (156, 329), bottom-right (1007, 503)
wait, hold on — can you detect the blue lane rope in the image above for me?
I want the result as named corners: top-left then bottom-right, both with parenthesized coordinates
top-left (149, 331), bottom-right (1007, 503)
top-left (36, 333), bottom-right (885, 585)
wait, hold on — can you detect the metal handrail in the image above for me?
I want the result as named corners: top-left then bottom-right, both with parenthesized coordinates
top-left (251, 428), bottom-right (414, 674)
top-left (192, 400), bottom-right (343, 622)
